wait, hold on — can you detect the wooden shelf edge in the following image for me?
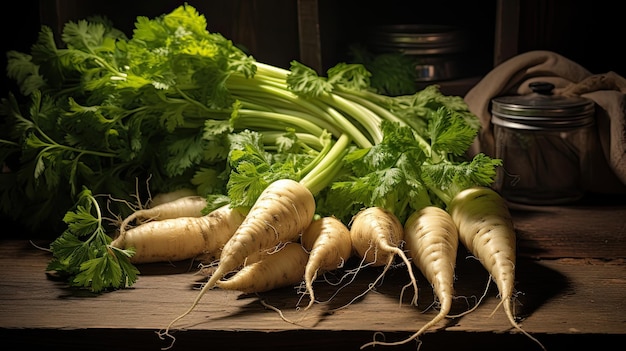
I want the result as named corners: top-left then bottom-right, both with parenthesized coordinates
top-left (0, 236), bottom-right (624, 351)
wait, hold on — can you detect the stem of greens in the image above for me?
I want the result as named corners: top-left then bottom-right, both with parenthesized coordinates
top-left (300, 133), bottom-right (351, 195)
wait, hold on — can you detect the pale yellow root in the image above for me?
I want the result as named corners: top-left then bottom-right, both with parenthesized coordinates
top-left (349, 207), bottom-right (419, 306)
top-left (361, 206), bottom-right (459, 348)
top-left (112, 217), bottom-right (206, 264)
top-left (150, 188), bottom-right (198, 207)
top-left (194, 205), bottom-right (247, 263)
top-left (111, 205), bottom-right (244, 264)
top-left (449, 187), bottom-right (546, 351)
top-left (216, 242), bottom-right (309, 293)
top-left (159, 179), bottom-right (315, 348)
top-left (117, 195), bottom-right (208, 244)
top-left (301, 217), bottom-right (353, 310)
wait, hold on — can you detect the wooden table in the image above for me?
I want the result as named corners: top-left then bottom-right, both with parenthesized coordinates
top-left (1, 199), bottom-right (624, 351)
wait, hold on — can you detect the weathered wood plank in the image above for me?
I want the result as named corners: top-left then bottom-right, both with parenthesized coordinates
top-left (0, 239), bottom-right (624, 351)
top-left (510, 202), bottom-right (626, 259)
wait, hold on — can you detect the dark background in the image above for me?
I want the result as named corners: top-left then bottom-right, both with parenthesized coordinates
top-left (1, 0), bottom-right (625, 98)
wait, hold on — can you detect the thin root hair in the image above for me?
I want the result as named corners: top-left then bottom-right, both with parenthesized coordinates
top-left (336, 256), bottom-right (347, 269)
top-left (490, 287), bottom-right (524, 320)
top-left (330, 255), bottom-right (394, 313)
top-left (295, 282), bottom-right (309, 307)
top-left (263, 220), bottom-right (280, 241)
top-left (399, 281), bottom-right (419, 307)
top-left (464, 254), bottom-right (479, 261)
top-left (260, 299), bottom-right (309, 326)
top-left (421, 299), bottom-right (439, 314)
top-left (323, 268), bottom-right (356, 286)
top-left (315, 259), bottom-right (370, 306)
top-left (128, 176), bottom-right (151, 212)
top-left (101, 196), bottom-right (126, 227)
top-left (156, 328), bottom-right (176, 350)
top-left (264, 241), bottom-right (289, 255)
top-left (101, 188), bottom-right (142, 214)
top-left (196, 259), bottom-right (220, 272)
top-left (360, 330), bottom-right (424, 350)
top-left (448, 274), bottom-right (491, 318)
top-left (29, 240), bottom-right (51, 252)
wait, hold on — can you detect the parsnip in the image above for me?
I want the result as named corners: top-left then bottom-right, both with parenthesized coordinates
top-left (118, 195), bottom-right (208, 239)
top-left (111, 204), bottom-right (245, 264)
top-left (300, 216), bottom-right (353, 310)
top-left (216, 242), bottom-right (309, 293)
top-left (449, 187), bottom-right (545, 350)
top-left (348, 207), bottom-right (418, 306)
top-left (362, 206), bottom-right (459, 348)
top-left (161, 179), bottom-right (316, 339)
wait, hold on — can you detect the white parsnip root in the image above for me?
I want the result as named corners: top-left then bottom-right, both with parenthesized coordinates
top-left (362, 205), bottom-right (459, 348)
top-left (161, 179), bottom-right (316, 344)
top-left (449, 187), bottom-right (546, 351)
top-left (117, 195), bottom-right (209, 242)
top-left (111, 204), bottom-right (245, 264)
top-left (149, 188), bottom-right (198, 208)
top-left (347, 207), bottom-right (419, 307)
top-left (300, 216), bottom-right (353, 310)
top-left (217, 242), bottom-right (309, 293)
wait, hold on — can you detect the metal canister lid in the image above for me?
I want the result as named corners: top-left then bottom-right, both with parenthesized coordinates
top-left (368, 24), bottom-right (468, 56)
top-left (491, 82), bottom-right (595, 130)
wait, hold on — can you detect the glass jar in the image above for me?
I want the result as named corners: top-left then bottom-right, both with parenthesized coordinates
top-left (368, 24), bottom-right (469, 82)
top-left (491, 82), bottom-right (595, 205)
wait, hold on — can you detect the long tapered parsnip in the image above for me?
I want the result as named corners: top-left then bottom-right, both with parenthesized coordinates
top-left (362, 206), bottom-right (459, 348)
top-left (348, 207), bottom-right (419, 305)
top-left (118, 195), bottom-right (208, 239)
top-left (111, 204), bottom-right (245, 264)
top-left (448, 186), bottom-right (545, 350)
top-left (300, 216), bottom-right (353, 310)
top-left (161, 178), bottom-right (316, 340)
top-left (149, 188), bottom-right (199, 208)
top-left (216, 242), bottom-right (309, 293)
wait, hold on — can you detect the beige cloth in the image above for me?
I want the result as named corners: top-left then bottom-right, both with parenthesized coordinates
top-left (465, 50), bottom-right (626, 193)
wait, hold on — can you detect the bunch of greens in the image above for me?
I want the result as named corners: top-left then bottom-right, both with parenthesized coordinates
top-left (0, 4), bottom-right (499, 292)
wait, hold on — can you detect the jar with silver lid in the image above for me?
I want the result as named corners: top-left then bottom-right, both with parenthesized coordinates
top-left (491, 81), bottom-right (596, 205)
top-left (368, 24), bottom-right (469, 82)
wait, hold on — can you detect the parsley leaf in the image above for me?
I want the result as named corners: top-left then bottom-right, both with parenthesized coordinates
top-left (47, 188), bottom-right (138, 293)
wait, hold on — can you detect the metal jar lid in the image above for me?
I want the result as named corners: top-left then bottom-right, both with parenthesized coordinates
top-left (491, 82), bottom-right (595, 130)
top-left (368, 24), bottom-right (469, 56)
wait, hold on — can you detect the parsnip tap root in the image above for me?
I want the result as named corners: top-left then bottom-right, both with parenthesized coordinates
top-left (111, 204), bottom-right (245, 264)
top-left (149, 188), bottom-right (199, 208)
top-left (348, 207), bottom-right (419, 307)
top-left (361, 205), bottom-right (459, 348)
top-left (216, 242), bottom-right (309, 293)
top-left (118, 195), bottom-right (208, 241)
top-left (161, 179), bottom-right (316, 344)
top-left (301, 216), bottom-right (353, 310)
top-left (448, 187), bottom-right (546, 351)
